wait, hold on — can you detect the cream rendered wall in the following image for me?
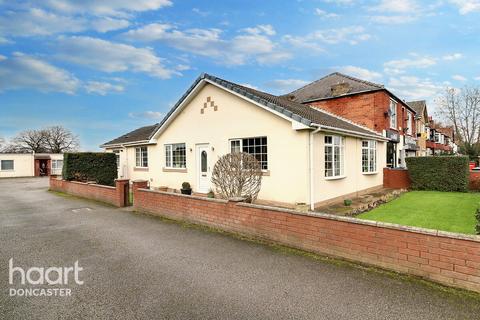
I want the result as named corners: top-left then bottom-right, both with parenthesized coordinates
top-left (313, 132), bottom-right (386, 205)
top-left (0, 154), bottom-right (34, 178)
top-left (123, 83), bottom-right (311, 205)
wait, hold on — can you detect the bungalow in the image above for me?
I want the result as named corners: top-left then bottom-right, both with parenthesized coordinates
top-left (102, 73), bottom-right (388, 209)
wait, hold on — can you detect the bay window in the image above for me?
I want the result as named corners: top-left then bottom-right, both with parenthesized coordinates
top-left (135, 146), bottom-right (148, 167)
top-left (165, 143), bottom-right (186, 168)
top-left (362, 140), bottom-right (377, 173)
top-left (325, 135), bottom-right (344, 178)
top-left (229, 136), bottom-right (268, 170)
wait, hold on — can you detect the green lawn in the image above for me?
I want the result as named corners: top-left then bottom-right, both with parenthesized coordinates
top-left (358, 191), bottom-right (480, 234)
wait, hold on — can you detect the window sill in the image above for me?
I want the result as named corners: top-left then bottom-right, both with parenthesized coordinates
top-left (261, 170), bottom-right (270, 176)
top-left (0, 170), bottom-right (14, 172)
top-left (324, 175), bottom-right (346, 181)
top-left (134, 167), bottom-right (149, 172)
top-left (362, 171), bottom-right (378, 175)
top-left (163, 167), bottom-right (187, 173)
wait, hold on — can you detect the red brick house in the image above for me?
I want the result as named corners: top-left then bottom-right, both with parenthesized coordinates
top-left (286, 73), bottom-right (417, 168)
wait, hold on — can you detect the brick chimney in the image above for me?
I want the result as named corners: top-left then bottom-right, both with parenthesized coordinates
top-left (331, 82), bottom-right (350, 96)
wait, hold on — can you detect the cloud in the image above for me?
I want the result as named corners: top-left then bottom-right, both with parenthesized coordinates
top-left (370, 15), bottom-right (416, 24)
top-left (192, 8), bottom-right (210, 16)
top-left (452, 74), bottom-right (467, 81)
top-left (322, 0), bottom-right (355, 5)
top-left (123, 24), bottom-right (290, 65)
top-left (384, 54), bottom-right (437, 74)
top-left (371, 0), bottom-right (419, 13)
top-left (0, 52), bottom-right (79, 93)
top-left (91, 17), bottom-right (130, 33)
top-left (449, 0), bottom-right (480, 14)
top-left (128, 111), bottom-right (164, 120)
top-left (264, 79), bottom-right (310, 93)
top-left (284, 26), bottom-right (371, 49)
top-left (314, 8), bottom-right (339, 18)
top-left (242, 24), bottom-right (276, 36)
top-left (336, 66), bottom-right (383, 81)
top-left (84, 81), bottom-right (124, 95)
top-left (55, 36), bottom-right (177, 79)
top-left (40, 0), bottom-right (172, 16)
top-left (443, 53), bottom-right (463, 60)
top-left (0, 36), bottom-right (12, 44)
top-left (0, 8), bottom-right (86, 37)
top-left (388, 76), bottom-right (443, 101)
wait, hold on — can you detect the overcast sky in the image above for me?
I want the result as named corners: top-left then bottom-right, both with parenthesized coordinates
top-left (1, 0), bottom-right (479, 150)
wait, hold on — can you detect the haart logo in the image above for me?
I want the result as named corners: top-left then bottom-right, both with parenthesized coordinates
top-left (8, 258), bottom-right (84, 297)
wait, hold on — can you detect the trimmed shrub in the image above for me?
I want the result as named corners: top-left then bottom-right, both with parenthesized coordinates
top-left (62, 152), bottom-right (117, 186)
top-left (405, 156), bottom-right (469, 192)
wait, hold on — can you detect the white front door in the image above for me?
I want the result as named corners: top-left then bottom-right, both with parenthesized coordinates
top-left (196, 144), bottom-right (210, 193)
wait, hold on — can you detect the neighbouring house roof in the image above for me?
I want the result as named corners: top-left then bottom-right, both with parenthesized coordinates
top-left (102, 73), bottom-right (386, 148)
top-left (102, 124), bottom-right (158, 147)
top-left (286, 72), bottom-right (384, 102)
top-left (406, 100), bottom-right (428, 119)
top-left (286, 72), bottom-right (417, 114)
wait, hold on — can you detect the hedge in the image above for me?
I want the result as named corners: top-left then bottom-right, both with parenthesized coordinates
top-left (62, 152), bottom-right (117, 186)
top-left (405, 156), bottom-right (469, 192)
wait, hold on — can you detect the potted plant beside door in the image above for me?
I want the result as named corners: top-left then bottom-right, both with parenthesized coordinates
top-left (181, 182), bottom-right (192, 195)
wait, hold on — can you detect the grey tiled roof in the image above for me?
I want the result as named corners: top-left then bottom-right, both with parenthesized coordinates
top-left (199, 74), bottom-right (383, 137)
top-left (103, 73), bottom-right (385, 147)
top-left (286, 72), bottom-right (384, 103)
top-left (102, 124), bottom-right (157, 147)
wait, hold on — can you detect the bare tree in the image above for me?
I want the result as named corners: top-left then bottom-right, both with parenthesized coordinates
top-left (437, 86), bottom-right (480, 157)
top-left (44, 126), bottom-right (80, 153)
top-left (11, 129), bottom-right (47, 153)
top-left (211, 152), bottom-right (262, 202)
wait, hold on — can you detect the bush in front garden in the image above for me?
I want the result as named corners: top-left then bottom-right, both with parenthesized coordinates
top-left (62, 152), bottom-right (117, 186)
top-left (406, 156), bottom-right (469, 192)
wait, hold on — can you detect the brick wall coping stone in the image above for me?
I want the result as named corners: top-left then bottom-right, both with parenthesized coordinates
top-left (138, 188), bottom-right (229, 204)
top-left (68, 180), bottom-right (116, 190)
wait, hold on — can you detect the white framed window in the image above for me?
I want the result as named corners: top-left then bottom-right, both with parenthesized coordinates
top-left (324, 135), bottom-right (344, 178)
top-left (0, 160), bottom-right (14, 171)
top-left (165, 143), bottom-right (186, 168)
top-left (407, 112), bottom-right (412, 135)
top-left (51, 159), bottom-right (63, 170)
top-left (135, 146), bottom-right (148, 167)
top-left (389, 100), bottom-right (397, 129)
top-left (229, 136), bottom-right (268, 170)
top-left (362, 140), bottom-right (377, 173)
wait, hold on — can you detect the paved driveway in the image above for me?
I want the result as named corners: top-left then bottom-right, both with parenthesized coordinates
top-left (1, 177), bottom-right (480, 319)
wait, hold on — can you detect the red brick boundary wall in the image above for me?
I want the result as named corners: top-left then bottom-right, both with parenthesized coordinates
top-left (383, 168), bottom-right (411, 189)
top-left (470, 171), bottom-right (480, 191)
top-left (132, 180), bottom-right (480, 293)
top-left (49, 175), bottom-right (130, 207)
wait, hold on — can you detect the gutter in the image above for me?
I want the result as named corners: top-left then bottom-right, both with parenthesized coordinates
top-left (312, 123), bottom-right (389, 141)
top-left (100, 140), bottom-right (154, 149)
